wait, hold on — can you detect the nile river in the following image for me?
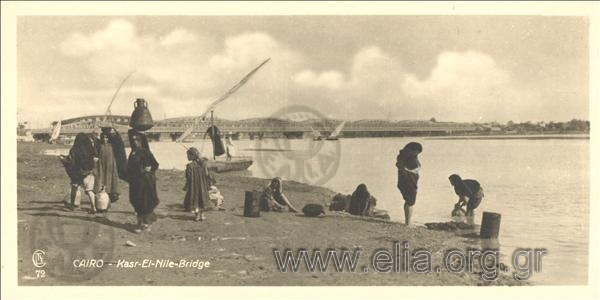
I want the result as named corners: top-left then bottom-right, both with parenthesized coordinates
top-left (149, 136), bottom-right (589, 285)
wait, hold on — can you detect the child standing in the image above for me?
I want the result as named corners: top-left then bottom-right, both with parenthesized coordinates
top-left (183, 147), bottom-right (212, 221)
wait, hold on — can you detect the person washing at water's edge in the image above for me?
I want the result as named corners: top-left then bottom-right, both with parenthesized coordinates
top-left (183, 147), bottom-right (214, 221)
top-left (262, 177), bottom-right (299, 213)
top-left (396, 142), bottom-right (422, 226)
top-left (449, 174), bottom-right (484, 224)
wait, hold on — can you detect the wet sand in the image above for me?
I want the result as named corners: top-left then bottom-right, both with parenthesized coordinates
top-left (17, 142), bottom-right (525, 286)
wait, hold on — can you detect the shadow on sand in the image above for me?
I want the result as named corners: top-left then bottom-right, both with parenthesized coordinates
top-left (30, 212), bottom-right (138, 233)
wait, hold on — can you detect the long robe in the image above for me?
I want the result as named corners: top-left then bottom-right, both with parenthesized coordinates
top-left (109, 131), bottom-right (128, 181)
top-left (183, 160), bottom-right (212, 212)
top-left (127, 148), bottom-right (159, 223)
top-left (95, 143), bottom-right (119, 196)
top-left (206, 126), bottom-right (225, 156)
top-left (65, 133), bottom-right (96, 184)
top-left (348, 188), bottom-right (377, 216)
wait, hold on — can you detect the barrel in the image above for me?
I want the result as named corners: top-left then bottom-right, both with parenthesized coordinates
top-left (480, 212), bottom-right (501, 239)
top-left (244, 191), bottom-right (261, 217)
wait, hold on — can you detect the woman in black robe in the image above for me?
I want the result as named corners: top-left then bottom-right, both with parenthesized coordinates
top-left (61, 132), bottom-right (98, 212)
top-left (348, 184), bottom-right (377, 217)
top-left (396, 142), bottom-right (422, 226)
top-left (127, 133), bottom-right (159, 232)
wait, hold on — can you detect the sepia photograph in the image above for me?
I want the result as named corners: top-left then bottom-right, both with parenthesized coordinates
top-left (1, 1), bottom-right (598, 299)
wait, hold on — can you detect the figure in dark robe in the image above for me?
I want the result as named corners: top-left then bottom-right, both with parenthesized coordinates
top-left (61, 132), bottom-right (98, 212)
top-left (396, 142), bottom-right (422, 226)
top-left (183, 147), bottom-right (214, 221)
top-left (348, 184), bottom-right (377, 217)
top-left (127, 132), bottom-right (159, 232)
top-left (94, 129), bottom-right (120, 203)
top-left (206, 125), bottom-right (225, 157)
top-left (107, 127), bottom-right (128, 181)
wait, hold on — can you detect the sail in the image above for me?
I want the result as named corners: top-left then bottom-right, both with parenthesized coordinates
top-left (49, 120), bottom-right (61, 142)
top-left (199, 58), bottom-right (270, 120)
top-left (328, 121), bottom-right (346, 139)
top-left (177, 58), bottom-right (271, 151)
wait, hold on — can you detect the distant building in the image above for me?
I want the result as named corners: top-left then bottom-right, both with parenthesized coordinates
top-left (17, 122), bottom-right (34, 142)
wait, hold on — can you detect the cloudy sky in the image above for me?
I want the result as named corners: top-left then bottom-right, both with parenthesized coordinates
top-left (17, 15), bottom-right (589, 127)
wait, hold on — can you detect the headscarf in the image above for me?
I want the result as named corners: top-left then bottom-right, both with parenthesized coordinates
top-left (70, 132), bottom-right (96, 171)
top-left (351, 184), bottom-right (370, 203)
top-left (269, 177), bottom-right (283, 194)
top-left (99, 127), bottom-right (112, 144)
top-left (397, 142), bottom-right (422, 170)
top-left (402, 142), bottom-right (423, 155)
top-left (449, 174), bottom-right (473, 197)
top-left (449, 174), bottom-right (462, 186)
top-left (128, 129), bottom-right (149, 151)
top-left (187, 147), bottom-right (201, 161)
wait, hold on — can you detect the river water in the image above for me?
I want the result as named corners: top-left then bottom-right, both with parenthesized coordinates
top-left (148, 136), bottom-right (589, 285)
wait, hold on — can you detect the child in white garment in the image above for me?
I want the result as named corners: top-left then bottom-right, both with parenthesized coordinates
top-left (208, 185), bottom-right (225, 211)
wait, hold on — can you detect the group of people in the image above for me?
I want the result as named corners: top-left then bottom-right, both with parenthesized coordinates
top-left (62, 130), bottom-right (483, 231)
top-left (62, 128), bottom-right (161, 232)
top-left (62, 129), bottom-right (125, 214)
top-left (396, 142), bottom-right (485, 225)
top-left (62, 127), bottom-right (228, 233)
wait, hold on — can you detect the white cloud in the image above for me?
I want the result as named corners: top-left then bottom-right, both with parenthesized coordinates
top-left (293, 70), bottom-right (344, 89)
top-left (401, 50), bottom-right (532, 122)
top-left (403, 51), bottom-right (509, 98)
top-left (49, 21), bottom-right (306, 122)
top-left (60, 19), bottom-right (141, 57)
top-left (32, 20), bottom-right (539, 124)
top-left (159, 28), bottom-right (197, 47)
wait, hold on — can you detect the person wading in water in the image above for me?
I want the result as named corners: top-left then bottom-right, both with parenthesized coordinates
top-left (396, 142), bottom-right (422, 226)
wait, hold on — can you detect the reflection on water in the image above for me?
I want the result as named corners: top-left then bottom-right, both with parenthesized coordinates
top-left (148, 137), bottom-right (589, 285)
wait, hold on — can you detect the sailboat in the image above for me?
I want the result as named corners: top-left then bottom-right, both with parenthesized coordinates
top-left (49, 120), bottom-right (62, 143)
top-left (311, 127), bottom-right (323, 141)
top-left (326, 121), bottom-right (346, 140)
top-left (203, 111), bottom-right (253, 173)
top-left (176, 58), bottom-right (271, 172)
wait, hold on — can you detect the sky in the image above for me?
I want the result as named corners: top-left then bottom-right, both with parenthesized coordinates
top-left (16, 15), bottom-right (590, 128)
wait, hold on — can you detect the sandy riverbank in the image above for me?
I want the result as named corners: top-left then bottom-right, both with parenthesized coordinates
top-left (16, 142), bottom-right (524, 286)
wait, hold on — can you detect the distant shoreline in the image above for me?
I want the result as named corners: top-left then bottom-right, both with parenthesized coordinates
top-left (424, 134), bottom-right (590, 140)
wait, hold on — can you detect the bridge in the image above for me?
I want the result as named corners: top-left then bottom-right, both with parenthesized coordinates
top-left (29, 114), bottom-right (480, 141)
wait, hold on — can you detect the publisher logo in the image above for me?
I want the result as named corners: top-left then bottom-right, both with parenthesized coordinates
top-left (32, 250), bottom-right (46, 268)
top-left (29, 214), bottom-right (115, 282)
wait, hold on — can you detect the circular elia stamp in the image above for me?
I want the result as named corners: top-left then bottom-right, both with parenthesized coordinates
top-left (28, 214), bottom-right (115, 282)
top-left (255, 105), bottom-right (341, 186)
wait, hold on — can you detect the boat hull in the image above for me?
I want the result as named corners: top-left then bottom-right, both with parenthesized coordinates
top-left (206, 157), bottom-right (253, 173)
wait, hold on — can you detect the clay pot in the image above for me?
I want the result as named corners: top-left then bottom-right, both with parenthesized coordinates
top-left (129, 98), bottom-right (154, 131)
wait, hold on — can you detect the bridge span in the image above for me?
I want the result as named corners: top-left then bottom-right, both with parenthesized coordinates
top-left (29, 115), bottom-right (479, 141)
